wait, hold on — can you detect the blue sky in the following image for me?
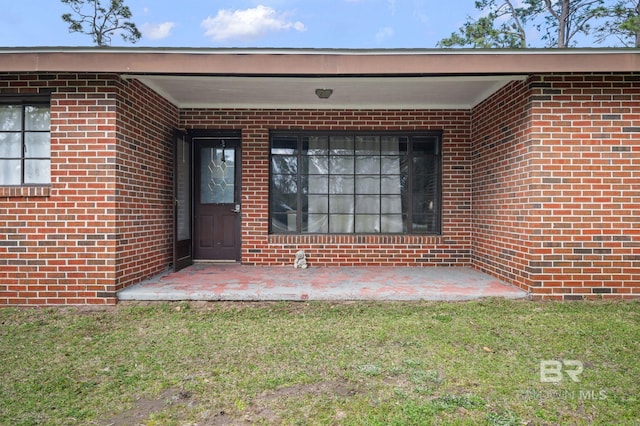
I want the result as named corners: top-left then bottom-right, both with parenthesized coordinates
top-left (0, 0), bottom-right (478, 49)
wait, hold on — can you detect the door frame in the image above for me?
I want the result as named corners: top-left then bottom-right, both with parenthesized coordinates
top-left (191, 130), bottom-right (243, 262)
top-left (173, 129), bottom-right (193, 272)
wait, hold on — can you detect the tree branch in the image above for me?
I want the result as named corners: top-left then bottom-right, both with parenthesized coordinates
top-left (505, 0), bottom-right (527, 47)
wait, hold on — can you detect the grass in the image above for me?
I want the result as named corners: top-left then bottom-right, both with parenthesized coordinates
top-left (0, 299), bottom-right (639, 425)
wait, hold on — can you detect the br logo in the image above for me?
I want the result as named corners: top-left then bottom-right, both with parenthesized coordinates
top-left (540, 360), bottom-right (583, 383)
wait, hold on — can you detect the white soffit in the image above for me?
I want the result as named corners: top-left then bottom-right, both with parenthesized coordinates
top-left (131, 75), bottom-right (528, 109)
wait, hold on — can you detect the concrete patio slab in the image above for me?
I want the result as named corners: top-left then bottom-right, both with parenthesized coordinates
top-left (118, 264), bottom-right (528, 302)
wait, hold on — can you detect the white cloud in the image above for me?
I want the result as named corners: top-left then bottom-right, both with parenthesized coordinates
top-left (201, 5), bottom-right (306, 42)
top-left (140, 22), bottom-right (176, 40)
top-left (375, 26), bottom-right (394, 43)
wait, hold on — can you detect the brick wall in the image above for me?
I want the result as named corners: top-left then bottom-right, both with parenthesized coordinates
top-left (2, 71), bottom-right (637, 305)
top-left (181, 109), bottom-right (473, 267)
top-left (472, 79), bottom-right (536, 293)
top-left (113, 78), bottom-right (177, 291)
top-left (0, 73), bottom-right (120, 305)
top-left (473, 73), bottom-right (640, 299)
top-left (0, 73), bottom-right (177, 305)
top-left (527, 74), bottom-right (640, 299)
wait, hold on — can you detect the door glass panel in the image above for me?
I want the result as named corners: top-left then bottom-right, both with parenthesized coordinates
top-left (176, 135), bottom-right (190, 241)
top-left (200, 146), bottom-right (235, 204)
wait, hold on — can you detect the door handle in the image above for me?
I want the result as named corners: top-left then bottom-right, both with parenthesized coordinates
top-left (231, 204), bottom-right (241, 213)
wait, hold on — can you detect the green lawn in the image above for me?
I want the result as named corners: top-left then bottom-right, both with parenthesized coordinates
top-left (1, 299), bottom-right (639, 425)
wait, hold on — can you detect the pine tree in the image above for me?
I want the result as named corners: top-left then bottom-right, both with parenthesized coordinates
top-left (61, 0), bottom-right (141, 46)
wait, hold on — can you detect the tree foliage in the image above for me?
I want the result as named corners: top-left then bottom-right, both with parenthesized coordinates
top-left (438, 0), bottom-right (638, 48)
top-left (594, 0), bottom-right (640, 46)
top-left (537, 0), bottom-right (606, 47)
top-left (438, 0), bottom-right (528, 48)
top-left (61, 0), bottom-right (141, 46)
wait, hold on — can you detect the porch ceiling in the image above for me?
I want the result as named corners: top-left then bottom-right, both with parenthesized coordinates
top-left (130, 74), bottom-right (527, 110)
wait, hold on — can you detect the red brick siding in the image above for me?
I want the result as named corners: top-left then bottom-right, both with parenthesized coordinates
top-left (0, 73), bottom-right (119, 305)
top-left (472, 79), bottom-right (536, 293)
top-left (526, 74), bottom-right (640, 300)
top-left (473, 73), bottom-right (640, 300)
top-left (0, 73), bottom-right (177, 306)
top-left (180, 109), bottom-right (473, 267)
top-left (114, 78), bottom-right (177, 291)
top-left (2, 71), bottom-right (638, 306)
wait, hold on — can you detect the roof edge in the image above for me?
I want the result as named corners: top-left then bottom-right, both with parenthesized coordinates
top-left (0, 46), bottom-right (638, 55)
top-left (0, 47), bottom-right (638, 75)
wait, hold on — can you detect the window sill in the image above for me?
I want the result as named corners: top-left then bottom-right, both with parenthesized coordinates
top-left (0, 186), bottom-right (51, 198)
top-left (268, 234), bottom-right (443, 245)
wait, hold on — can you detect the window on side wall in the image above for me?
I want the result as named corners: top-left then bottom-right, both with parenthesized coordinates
top-left (270, 131), bottom-right (442, 235)
top-left (0, 98), bottom-right (51, 186)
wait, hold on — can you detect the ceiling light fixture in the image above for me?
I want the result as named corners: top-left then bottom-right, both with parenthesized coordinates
top-left (315, 88), bottom-right (333, 99)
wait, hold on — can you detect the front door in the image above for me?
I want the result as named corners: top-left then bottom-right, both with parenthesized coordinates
top-left (194, 136), bottom-right (242, 261)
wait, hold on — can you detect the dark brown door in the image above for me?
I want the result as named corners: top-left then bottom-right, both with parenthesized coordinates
top-left (194, 136), bottom-right (241, 261)
top-left (173, 130), bottom-right (192, 272)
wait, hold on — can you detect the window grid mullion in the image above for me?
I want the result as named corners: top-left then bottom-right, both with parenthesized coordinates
top-left (351, 143), bottom-right (355, 234)
top-left (296, 137), bottom-right (301, 233)
top-left (21, 104), bottom-right (26, 185)
top-left (378, 147), bottom-right (382, 234)
top-left (327, 137), bottom-right (332, 233)
top-left (270, 131), bottom-right (441, 236)
top-left (407, 137), bottom-right (414, 233)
